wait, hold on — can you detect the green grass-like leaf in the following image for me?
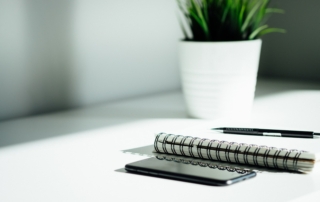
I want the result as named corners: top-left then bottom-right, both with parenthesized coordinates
top-left (177, 0), bottom-right (285, 41)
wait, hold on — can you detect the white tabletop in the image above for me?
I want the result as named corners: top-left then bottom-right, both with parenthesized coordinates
top-left (1, 78), bottom-right (320, 202)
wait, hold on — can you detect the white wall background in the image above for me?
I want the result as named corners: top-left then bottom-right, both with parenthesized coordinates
top-left (0, 0), bottom-right (182, 121)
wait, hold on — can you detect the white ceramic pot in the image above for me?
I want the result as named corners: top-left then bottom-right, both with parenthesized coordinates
top-left (179, 39), bottom-right (262, 120)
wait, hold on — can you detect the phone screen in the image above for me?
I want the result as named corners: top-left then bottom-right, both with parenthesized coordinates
top-left (125, 157), bottom-right (256, 186)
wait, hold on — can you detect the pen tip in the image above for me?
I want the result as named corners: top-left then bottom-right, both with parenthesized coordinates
top-left (211, 128), bottom-right (224, 130)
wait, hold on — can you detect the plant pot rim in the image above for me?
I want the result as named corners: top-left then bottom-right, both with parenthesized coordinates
top-left (179, 39), bottom-right (262, 43)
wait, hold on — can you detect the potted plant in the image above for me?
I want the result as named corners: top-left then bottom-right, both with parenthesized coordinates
top-left (177, 0), bottom-right (285, 120)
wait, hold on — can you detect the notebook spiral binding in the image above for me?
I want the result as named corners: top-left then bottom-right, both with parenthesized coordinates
top-left (154, 133), bottom-right (311, 172)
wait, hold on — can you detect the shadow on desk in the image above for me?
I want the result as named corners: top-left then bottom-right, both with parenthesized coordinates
top-left (1, 79), bottom-right (319, 148)
top-left (0, 92), bottom-right (189, 148)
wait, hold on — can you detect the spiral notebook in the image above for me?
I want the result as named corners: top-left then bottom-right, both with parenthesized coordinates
top-left (153, 132), bottom-right (319, 173)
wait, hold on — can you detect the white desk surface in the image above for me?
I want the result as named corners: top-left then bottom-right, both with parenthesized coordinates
top-left (1, 79), bottom-right (320, 202)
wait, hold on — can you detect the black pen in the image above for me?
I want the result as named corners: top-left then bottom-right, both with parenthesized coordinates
top-left (212, 127), bottom-right (320, 138)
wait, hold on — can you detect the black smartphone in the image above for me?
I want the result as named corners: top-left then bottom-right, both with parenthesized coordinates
top-left (125, 157), bottom-right (256, 186)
